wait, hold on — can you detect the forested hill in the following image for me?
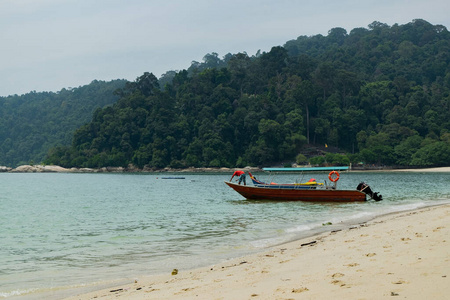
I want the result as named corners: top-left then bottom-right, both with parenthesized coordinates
top-left (45, 19), bottom-right (450, 169)
top-left (0, 80), bottom-right (126, 167)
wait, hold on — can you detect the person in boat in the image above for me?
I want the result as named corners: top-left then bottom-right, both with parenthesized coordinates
top-left (230, 170), bottom-right (246, 185)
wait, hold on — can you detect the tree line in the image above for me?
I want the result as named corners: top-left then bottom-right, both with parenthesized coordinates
top-left (39, 19), bottom-right (450, 168)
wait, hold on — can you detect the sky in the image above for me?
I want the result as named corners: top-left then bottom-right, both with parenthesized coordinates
top-left (1, 0), bottom-right (449, 97)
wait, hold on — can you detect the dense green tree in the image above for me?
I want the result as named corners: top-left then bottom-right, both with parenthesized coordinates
top-left (394, 135), bottom-right (423, 165)
top-left (410, 141), bottom-right (450, 166)
top-left (0, 80), bottom-right (126, 167)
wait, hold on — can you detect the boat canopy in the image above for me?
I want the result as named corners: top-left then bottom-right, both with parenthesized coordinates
top-left (262, 166), bottom-right (349, 172)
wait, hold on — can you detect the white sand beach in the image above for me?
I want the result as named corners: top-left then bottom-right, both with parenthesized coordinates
top-left (64, 203), bottom-right (450, 300)
top-left (392, 167), bottom-right (450, 172)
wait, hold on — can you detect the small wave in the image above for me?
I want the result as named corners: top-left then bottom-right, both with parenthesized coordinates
top-left (385, 201), bottom-right (450, 214)
top-left (329, 211), bottom-right (375, 224)
top-left (249, 235), bottom-right (294, 248)
top-left (285, 224), bottom-right (313, 233)
top-left (0, 288), bottom-right (38, 298)
top-left (387, 202), bottom-right (427, 213)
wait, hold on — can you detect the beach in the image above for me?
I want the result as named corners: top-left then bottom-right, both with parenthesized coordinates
top-left (392, 167), bottom-right (450, 172)
top-left (65, 203), bottom-right (449, 300)
top-left (351, 167), bottom-right (450, 173)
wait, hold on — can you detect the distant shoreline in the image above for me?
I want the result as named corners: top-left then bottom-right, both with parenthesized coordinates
top-left (1, 165), bottom-right (449, 173)
top-left (0, 165), bottom-right (261, 173)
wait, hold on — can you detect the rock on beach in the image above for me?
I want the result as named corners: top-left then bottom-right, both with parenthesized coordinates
top-left (10, 165), bottom-right (71, 173)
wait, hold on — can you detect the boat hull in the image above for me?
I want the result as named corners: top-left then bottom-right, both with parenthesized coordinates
top-left (225, 181), bottom-right (366, 202)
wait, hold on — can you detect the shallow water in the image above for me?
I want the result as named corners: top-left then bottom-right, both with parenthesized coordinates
top-left (1, 171), bottom-right (449, 298)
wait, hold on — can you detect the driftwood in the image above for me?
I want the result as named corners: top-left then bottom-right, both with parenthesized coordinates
top-left (300, 240), bottom-right (317, 247)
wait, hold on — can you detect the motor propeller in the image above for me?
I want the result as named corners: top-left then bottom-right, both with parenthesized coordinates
top-left (357, 182), bottom-right (383, 201)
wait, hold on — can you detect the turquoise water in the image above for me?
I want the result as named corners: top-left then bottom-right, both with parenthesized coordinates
top-left (1, 172), bottom-right (449, 299)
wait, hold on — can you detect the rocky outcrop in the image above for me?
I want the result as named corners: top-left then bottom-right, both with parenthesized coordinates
top-left (0, 166), bottom-right (12, 172)
top-left (10, 165), bottom-right (71, 172)
top-left (6, 164), bottom-right (262, 173)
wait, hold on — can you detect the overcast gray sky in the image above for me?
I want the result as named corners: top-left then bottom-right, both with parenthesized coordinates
top-left (1, 0), bottom-right (449, 97)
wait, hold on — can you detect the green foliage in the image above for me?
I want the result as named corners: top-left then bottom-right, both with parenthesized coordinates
top-left (295, 153), bottom-right (307, 164)
top-left (310, 156), bottom-right (325, 166)
top-left (324, 153), bottom-right (351, 166)
top-left (410, 141), bottom-right (450, 166)
top-left (394, 135), bottom-right (423, 165)
top-left (41, 19), bottom-right (450, 169)
top-left (0, 80), bottom-right (126, 167)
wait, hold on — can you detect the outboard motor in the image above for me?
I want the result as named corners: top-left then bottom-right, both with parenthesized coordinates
top-left (357, 182), bottom-right (383, 201)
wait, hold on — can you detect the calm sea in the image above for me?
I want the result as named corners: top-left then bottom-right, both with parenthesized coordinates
top-left (1, 171), bottom-right (449, 299)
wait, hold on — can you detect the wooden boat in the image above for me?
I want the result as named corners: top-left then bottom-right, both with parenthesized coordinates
top-left (225, 168), bottom-right (382, 202)
top-left (225, 181), bottom-right (367, 201)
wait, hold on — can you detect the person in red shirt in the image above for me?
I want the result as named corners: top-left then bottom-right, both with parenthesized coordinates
top-left (230, 170), bottom-right (246, 185)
